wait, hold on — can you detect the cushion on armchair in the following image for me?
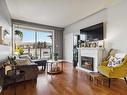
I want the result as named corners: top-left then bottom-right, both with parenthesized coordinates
top-left (107, 56), bottom-right (122, 67)
top-left (107, 53), bottom-right (126, 67)
top-left (98, 53), bottom-right (127, 78)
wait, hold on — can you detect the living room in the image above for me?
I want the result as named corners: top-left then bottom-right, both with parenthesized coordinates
top-left (0, 0), bottom-right (127, 95)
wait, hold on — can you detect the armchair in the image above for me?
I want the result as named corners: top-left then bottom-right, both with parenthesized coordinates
top-left (98, 55), bottom-right (127, 87)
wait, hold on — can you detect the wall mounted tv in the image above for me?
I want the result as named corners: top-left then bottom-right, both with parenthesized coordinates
top-left (80, 23), bottom-right (104, 41)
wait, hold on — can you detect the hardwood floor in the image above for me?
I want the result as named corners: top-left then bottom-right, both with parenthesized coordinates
top-left (1, 63), bottom-right (127, 95)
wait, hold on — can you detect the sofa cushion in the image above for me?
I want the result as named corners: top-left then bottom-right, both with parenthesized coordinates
top-left (19, 54), bottom-right (32, 63)
top-left (16, 59), bottom-right (29, 65)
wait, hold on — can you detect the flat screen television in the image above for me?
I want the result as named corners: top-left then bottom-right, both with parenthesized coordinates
top-left (80, 23), bottom-right (104, 41)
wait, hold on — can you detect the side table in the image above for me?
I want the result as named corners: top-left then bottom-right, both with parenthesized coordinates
top-left (3, 69), bottom-right (25, 95)
top-left (47, 60), bottom-right (64, 74)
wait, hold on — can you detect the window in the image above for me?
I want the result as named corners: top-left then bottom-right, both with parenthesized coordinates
top-left (14, 27), bottom-right (53, 59)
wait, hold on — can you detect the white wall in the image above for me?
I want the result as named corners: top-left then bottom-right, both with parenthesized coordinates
top-left (63, 9), bottom-right (107, 62)
top-left (63, 32), bottom-right (73, 62)
top-left (106, 0), bottom-right (127, 52)
top-left (0, 0), bottom-right (11, 60)
top-left (0, 0), bottom-right (11, 30)
top-left (0, 45), bottom-right (10, 60)
top-left (63, 0), bottom-right (127, 62)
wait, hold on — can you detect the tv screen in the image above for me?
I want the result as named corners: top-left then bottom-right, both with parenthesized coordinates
top-left (80, 23), bottom-right (104, 41)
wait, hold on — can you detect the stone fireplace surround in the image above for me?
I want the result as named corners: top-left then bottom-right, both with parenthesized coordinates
top-left (77, 48), bottom-right (104, 72)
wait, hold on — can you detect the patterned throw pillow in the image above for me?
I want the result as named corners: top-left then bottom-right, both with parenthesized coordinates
top-left (107, 56), bottom-right (122, 67)
top-left (19, 54), bottom-right (32, 63)
top-left (16, 59), bottom-right (29, 65)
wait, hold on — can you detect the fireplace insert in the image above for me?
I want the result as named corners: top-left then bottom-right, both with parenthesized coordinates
top-left (81, 56), bottom-right (94, 71)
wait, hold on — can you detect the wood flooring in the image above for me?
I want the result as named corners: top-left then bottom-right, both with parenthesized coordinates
top-left (1, 63), bottom-right (127, 95)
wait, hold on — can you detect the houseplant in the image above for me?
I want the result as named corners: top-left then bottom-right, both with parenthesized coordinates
top-left (4, 56), bottom-right (17, 75)
top-left (15, 30), bottom-right (23, 40)
top-left (16, 47), bottom-right (24, 55)
top-left (8, 56), bottom-right (17, 69)
top-left (53, 52), bottom-right (59, 61)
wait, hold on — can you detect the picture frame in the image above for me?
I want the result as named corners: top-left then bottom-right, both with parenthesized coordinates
top-left (0, 26), bottom-right (11, 46)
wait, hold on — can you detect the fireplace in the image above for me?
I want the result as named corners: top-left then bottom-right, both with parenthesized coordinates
top-left (81, 56), bottom-right (94, 71)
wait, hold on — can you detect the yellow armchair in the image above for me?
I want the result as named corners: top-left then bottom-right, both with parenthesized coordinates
top-left (98, 55), bottom-right (127, 87)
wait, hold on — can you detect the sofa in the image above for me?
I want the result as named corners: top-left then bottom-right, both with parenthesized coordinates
top-left (15, 58), bottom-right (39, 82)
top-left (16, 64), bottom-right (38, 82)
top-left (19, 54), bottom-right (47, 71)
top-left (0, 58), bottom-right (39, 86)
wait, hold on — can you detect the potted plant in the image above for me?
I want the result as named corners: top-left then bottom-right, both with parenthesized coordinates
top-left (16, 47), bottom-right (24, 55)
top-left (8, 56), bottom-right (17, 69)
top-left (15, 30), bottom-right (23, 40)
top-left (53, 53), bottom-right (59, 61)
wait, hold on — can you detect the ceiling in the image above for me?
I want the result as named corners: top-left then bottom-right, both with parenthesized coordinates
top-left (6, 0), bottom-right (121, 28)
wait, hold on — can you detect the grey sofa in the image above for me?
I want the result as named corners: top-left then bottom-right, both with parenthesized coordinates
top-left (16, 64), bottom-right (38, 82)
top-left (0, 59), bottom-right (39, 86)
top-left (19, 54), bottom-right (47, 71)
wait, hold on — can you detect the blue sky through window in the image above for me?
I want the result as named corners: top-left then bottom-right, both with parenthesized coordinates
top-left (18, 29), bottom-right (52, 43)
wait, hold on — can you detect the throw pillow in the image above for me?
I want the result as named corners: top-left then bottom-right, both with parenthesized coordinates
top-left (19, 54), bottom-right (32, 63)
top-left (16, 59), bottom-right (29, 65)
top-left (107, 56), bottom-right (122, 67)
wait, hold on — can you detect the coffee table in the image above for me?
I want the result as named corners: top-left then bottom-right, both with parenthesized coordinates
top-left (47, 60), bottom-right (64, 74)
top-left (32, 59), bottom-right (47, 71)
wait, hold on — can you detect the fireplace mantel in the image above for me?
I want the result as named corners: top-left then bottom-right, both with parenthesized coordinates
top-left (77, 48), bottom-right (104, 72)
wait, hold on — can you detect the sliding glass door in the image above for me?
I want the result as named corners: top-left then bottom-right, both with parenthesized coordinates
top-left (37, 31), bottom-right (52, 59)
top-left (14, 27), bottom-right (53, 59)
